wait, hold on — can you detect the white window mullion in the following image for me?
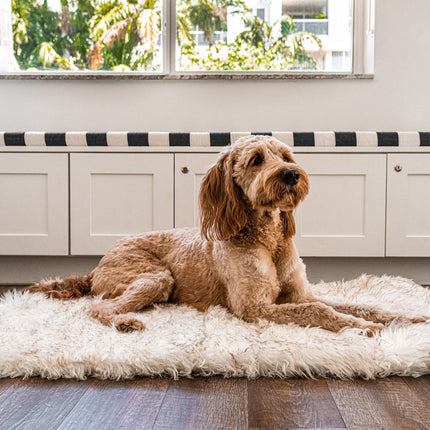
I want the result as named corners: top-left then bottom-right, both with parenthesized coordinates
top-left (353, 0), bottom-right (375, 75)
top-left (163, 0), bottom-right (176, 74)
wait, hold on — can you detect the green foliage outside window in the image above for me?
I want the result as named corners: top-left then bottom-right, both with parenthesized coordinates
top-left (11, 0), bottom-right (321, 72)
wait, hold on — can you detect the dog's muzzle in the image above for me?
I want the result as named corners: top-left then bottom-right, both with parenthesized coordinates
top-left (280, 169), bottom-right (300, 186)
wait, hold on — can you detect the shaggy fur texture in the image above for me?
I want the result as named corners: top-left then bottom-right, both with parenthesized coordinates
top-left (26, 135), bottom-right (427, 334)
top-left (2, 275), bottom-right (430, 380)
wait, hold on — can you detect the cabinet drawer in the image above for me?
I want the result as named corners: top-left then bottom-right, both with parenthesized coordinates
top-left (71, 153), bottom-right (174, 255)
top-left (0, 153), bottom-right (68, 255)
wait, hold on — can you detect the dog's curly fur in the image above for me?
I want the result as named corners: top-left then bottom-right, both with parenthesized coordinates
top-left (26, 136), bottom-right (428, 334)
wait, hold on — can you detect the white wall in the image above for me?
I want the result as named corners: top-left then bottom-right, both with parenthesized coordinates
top-left (0, 0), bottom-right (429, 132)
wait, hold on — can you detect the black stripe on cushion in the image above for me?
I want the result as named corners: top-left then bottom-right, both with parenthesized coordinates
top-left (335, 132), bottom-right (357, 146)
top-left (86, 133), bottom-right (107, 146)
top-left (251, 132), bottom-right (272, 136)
top-left (45, 133), bottom-right (66, 146)
top-left (293, 132), bottom-right (315, 146)
top-left (4, 132), bottom-right (25, 146)
top-left (169, 133), bottom-right (190, 146)
top-left (377, 132), bottom-right (399, 146)
top-left (210, 133), bottom-right (231, 146)
top-left (419, 132), bottom-right (430, 146)
top-left (127, 132), bottom-right (149, 146)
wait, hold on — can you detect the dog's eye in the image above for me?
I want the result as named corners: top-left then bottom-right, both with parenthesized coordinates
top-left (283, 155), bottom-right (290, 162)
top-left (253, 155), bottom-right (263, 166)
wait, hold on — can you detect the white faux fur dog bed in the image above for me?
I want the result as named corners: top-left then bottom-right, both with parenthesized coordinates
top-left (1, 274), bottom-right (430, 380)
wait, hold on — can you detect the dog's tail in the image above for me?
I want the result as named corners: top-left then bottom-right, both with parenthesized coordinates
top-left (25, 274), bottom-right (92, 299)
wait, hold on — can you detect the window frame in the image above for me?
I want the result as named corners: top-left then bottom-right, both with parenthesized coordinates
top-left (0, 0), bottom-right (374, 80)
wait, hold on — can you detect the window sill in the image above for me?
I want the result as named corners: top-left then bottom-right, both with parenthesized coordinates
top-left (0, 72), bottom-right (374, 80)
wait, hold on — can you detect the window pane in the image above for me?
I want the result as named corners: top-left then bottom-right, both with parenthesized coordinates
top-left (176, 0), bottom-right (353, 72)
top-left (1, 0), bottom-right (162, 73)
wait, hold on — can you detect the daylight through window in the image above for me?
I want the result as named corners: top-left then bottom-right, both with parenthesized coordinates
top-left (3, 0), bottom-right (163, 72)
top-left (176, 0), bottom-right (353, 72)
top-left (0, 0), bottom-right (360, 74)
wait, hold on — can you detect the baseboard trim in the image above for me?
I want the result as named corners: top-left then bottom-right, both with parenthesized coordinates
top-left (0, 256), bottom-right (101, 285)
top-left (0, 256), bottom-right (429, 286)
top-left (303, 257), bottom-right (430, 285)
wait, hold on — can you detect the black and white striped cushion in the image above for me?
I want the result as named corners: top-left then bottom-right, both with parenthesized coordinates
top-left (1, 132), bottom-right (429, 147)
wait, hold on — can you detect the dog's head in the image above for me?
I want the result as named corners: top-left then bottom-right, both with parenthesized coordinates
top-left (199, 135), bottom-right (310, 241)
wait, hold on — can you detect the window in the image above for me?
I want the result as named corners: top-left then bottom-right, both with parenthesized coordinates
top-left (176, 0), bottom-right (355, 72)
top-left (0, 0), bottom-right (374, 76)
top-left (4, 0), bottom-right (162, 72)
top-left (256, 8), bottom-right (265, 20)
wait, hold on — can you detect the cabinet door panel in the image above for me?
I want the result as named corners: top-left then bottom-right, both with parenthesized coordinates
top-left (0, 153), bottom-right (68, 255)
top-left (175, 153), bottom-right (386, 257)
top-left (71, 154), bottom-right (173, 255)
top-left (387, 154), bottom-right (430, 256)
top-left (294, 154), bottom-right (386, 257)
top-left (175, 154), bottom-right (219, 228)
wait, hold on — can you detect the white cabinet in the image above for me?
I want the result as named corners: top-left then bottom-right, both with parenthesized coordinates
top-left (70, 154), bottom-right (174, 255)
top-left (0, 153), bottom-right (68, 255)
top-left (175, 153), bottom-right (218, 228)
top-left (387, 154), bottom-right (430, 256)
top-left (287, 154), bottom-right (386, 257)
top-left (3, 150), bottom-right (429, 258)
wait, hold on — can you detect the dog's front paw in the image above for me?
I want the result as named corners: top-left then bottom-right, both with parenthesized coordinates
top-left (360, 322), bottom-right (384, 337)
top-left (115, 317), bottom-right (145, 333)
top-left (346, 319), bottom-right (384, 337)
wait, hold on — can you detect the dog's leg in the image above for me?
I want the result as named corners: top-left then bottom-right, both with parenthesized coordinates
top-left (313, 299), bottom-right (429, 325)
top-left (225, 247), bottom-right (381, 334)
top-left (272, 254), bottom-right (379, 333)
top-left (238, 301), bottom-right (383, 335)
top-left (89, 270), bottom-right (174, 333)
top-left (228, 267), bottom-right (382, 335)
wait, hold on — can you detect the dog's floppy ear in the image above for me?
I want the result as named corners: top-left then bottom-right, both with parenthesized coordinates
top-left (199, 149), bottom-right (248, 241)
top-left (280, 211), bottom-right (296, 238)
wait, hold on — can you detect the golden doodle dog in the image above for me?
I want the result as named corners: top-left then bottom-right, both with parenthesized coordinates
top-left (26, 135), bottom-right (427, 334)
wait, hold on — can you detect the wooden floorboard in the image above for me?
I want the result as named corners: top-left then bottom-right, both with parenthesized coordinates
top-left (0, 378), bottom-right (90, 430)
top-left (0, 377), bottom-right (14, 394)
top-left (248, 378), bottom-right (346, 430)
top-left (152, 376), bottom-right (248, 430)
top-left (403, 374), bottom-right (430, 400)
top-left (57, 377), bottom-right (169, 430)
top-left (328, 377), bottom-right (430, 430)
top-left (0, 376), bottom-right (429, 429)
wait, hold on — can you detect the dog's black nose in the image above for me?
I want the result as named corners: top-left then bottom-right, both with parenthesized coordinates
top-left (281, 169), bottom-right (300, 186)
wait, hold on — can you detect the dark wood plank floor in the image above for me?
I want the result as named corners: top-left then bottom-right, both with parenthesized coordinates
top-left (0, 376), bottom-right (430, 430)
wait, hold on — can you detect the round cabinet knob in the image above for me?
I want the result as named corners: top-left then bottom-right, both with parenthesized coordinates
top-left (394, 164), bottom-right (402, 172)
top-left (181, 166), bottom-right (189, 174)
